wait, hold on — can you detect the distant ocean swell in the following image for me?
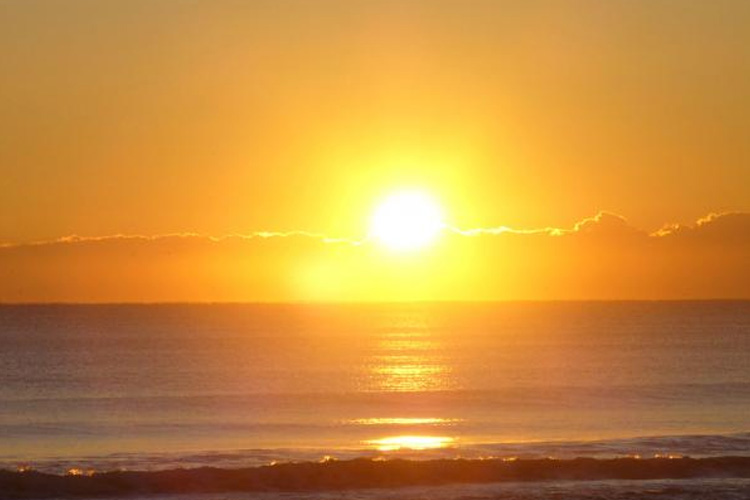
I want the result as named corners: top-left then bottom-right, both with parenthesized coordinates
top-left (3, 433), bottom-right (750, 475)
top-left (2, 456), bottom-right (750, 499)
top-left (1, 302), bottom-right (747, 498)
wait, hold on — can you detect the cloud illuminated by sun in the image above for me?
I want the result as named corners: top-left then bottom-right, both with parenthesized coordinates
top-left (370, 190), bottom-right (445, 251)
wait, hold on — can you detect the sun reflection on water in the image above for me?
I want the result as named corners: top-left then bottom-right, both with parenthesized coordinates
top-left (364, 329), bottom-right (454, 392)
top-left (365, 435), bottom-right (455, 451)
top-left (349, 417), bottom-right (460, 425)
top-left (357, 317), bottom-right (458, 452)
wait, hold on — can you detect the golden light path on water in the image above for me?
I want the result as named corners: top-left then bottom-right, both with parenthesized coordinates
top-left (348, 418), bottom-right (460, 425)
top-left (359, 323), bottom-right (458, 451)
top-left (365, 330), bottom-right (454, 392)
top-left (365, 435), bottom-right (456, 451)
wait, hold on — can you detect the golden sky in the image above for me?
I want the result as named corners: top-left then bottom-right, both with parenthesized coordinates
top-left (2, 212), bottom-right (749, 301)
top-left (1, 0), bottom-right (749, 301)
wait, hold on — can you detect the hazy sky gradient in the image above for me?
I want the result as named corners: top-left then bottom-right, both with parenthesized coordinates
top-left (2, 211), bottom-right (748, 302)
top-left (2, 1), bottom-right (749, 300)
top-left (2, 0), bottom-right (749, 244)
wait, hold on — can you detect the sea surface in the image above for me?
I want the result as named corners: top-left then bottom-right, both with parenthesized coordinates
top-left (0, 302), bottom-right (749, 498)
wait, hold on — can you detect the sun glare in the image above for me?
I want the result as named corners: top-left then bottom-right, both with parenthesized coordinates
top-left (370, 191), bottom-right (444, 251)
top-left (366, 435), bottom-right (455, 451)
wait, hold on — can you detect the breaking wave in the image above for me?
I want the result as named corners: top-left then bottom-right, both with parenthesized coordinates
top-left (2, 456), bottom-right (750, 499)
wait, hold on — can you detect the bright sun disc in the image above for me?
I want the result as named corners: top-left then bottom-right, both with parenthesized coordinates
top-left (370, 191), bottom-right (444, 251)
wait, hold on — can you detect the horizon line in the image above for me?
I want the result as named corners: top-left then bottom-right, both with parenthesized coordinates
top-left (2, 210), bottom-right (748, 248)
top-left (1, 298), bottom-right (748, 306)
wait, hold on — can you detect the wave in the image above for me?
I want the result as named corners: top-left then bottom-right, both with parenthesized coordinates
top-left (2, 456), bottom-right (750, 499)
top-left (4, 432), bottom-right (749, 475)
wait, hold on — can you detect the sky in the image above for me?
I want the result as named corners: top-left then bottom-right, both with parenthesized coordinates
top-left (1, 0), bottom-right (749, 301)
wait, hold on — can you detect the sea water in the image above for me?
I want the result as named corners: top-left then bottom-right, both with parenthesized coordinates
top-left (0, 302), bottom-right (748, 496)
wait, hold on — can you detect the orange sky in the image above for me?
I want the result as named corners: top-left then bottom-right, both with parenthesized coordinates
top-left (2, 212), bottom-right (748, 302)
top-left (1, 1), bottom-right (749, 301)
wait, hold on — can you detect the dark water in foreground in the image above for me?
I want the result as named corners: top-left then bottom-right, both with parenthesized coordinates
top-left (2, 457), bottom-right (750, 499)
top-left (119, 478), bottom-right (750, 500)
top-left (0, 302), bottom-right (748, 498)
top-left (133, 479), bottom-right (750, 500)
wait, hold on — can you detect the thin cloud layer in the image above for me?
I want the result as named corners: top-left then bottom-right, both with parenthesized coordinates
top-left (0, 212), bottom-right (748, 302)
top-left (452, 211), bottom-right (640, 238)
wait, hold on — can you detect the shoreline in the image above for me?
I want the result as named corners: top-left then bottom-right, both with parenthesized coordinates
top-left (3, 456), bottom-right (750, 498)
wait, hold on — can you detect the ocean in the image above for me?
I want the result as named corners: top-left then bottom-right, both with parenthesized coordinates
top-left (0, 302), bottom-right (749, 498)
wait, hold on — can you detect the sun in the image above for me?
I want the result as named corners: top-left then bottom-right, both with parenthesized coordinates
top-left (370, 190), bottom-right (445, 251)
